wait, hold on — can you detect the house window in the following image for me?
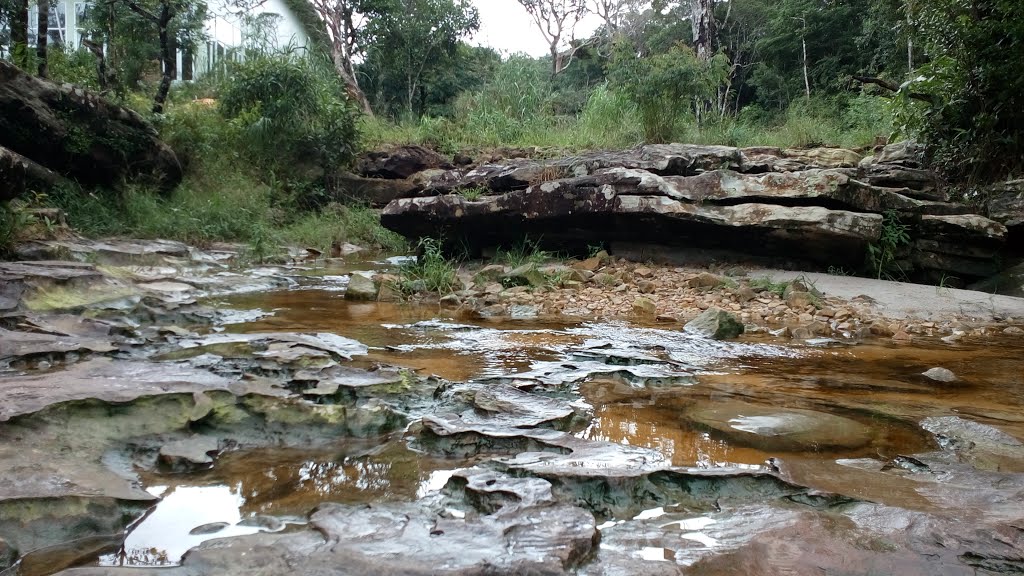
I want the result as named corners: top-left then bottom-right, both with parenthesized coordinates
top-left (74, 2), bottom-right (89, 47)
top-left (48, 1), bottom-right (67, 47)
top-left (27, 6), bottom-right (38, 45)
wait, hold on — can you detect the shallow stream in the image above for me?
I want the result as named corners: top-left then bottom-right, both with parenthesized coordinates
top-left (3, 255), bottom-right (1022, 575)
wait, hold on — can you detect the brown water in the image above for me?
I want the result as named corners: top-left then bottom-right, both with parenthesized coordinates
top-left (96, 276), bottom-right (1024, 568)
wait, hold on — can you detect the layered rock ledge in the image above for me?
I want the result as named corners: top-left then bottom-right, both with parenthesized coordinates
top-left (381, 142), bottom-right (1013, 285)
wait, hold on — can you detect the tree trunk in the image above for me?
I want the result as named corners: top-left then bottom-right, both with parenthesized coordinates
top-left (331, 47), bottom-right (374, 116)
top-left (10, 0), bottom-right (29, 69)
top-left (152, 0), bottom-right (174, 114)
top-left (801, 35), bottom-right (810, 100)
top-left (689, 0), bottom-right (716, 61)
top-left (36, 0), bottom-right (49, 78)
top-left (81, 38), bottom-right (110, 90)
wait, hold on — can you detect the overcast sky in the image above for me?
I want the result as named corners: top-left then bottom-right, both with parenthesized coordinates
top-left (474, 1), bottom-right (602, 57)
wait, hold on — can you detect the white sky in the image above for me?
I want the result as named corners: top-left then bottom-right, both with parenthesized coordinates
top-left (473, 1), bottom-right (602, 57)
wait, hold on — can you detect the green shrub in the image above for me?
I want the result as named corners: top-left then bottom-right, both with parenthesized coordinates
top-left (400, 238), bottom-right (458, 294)
top-left (218, 54), bottom-right (360, 175)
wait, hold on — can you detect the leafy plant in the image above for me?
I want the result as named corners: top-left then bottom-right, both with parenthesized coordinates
top-left (460, 186), bottom-right (486, 201)
top-left (496, 237), bottom-right (549, 269)
top-left (868, 209), bottom-right (911, 280)
top-left (399, 237), bottom-right (458, 294)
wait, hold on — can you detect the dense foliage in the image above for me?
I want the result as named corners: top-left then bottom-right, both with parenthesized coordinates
top-left (896, 0), bottom-right (1024, 183)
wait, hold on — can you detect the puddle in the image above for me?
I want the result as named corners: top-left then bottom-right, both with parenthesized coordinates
top-left (95, 442), bottom-right (466, 567)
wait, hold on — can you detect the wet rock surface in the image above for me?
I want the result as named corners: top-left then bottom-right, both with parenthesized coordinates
top-left (381, 142), bottom-right (1008, 284)
top-left (0, 238), bottom-right (1022, 575)
top-left (0, 61), bottom-right (181, 199)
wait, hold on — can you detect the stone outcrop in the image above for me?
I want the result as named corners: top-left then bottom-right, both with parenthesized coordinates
top-left (356, 144), bottom-right (449, 179)
top-left (381, 142), bottom-right (1006, 283)
top-left (0, 60), bottom-right (182, 199)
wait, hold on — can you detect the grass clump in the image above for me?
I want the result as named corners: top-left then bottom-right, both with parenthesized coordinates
top-left (868, 209), bottom-right (911, 280)
top-left (399, 238), bottom-right (458, 294)
top-left (749, 277), bottom-right (789, 297)
top-left (496, 237), bottom-right (551, 270)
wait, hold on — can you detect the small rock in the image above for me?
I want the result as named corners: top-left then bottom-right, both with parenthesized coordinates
top-left (159, 436), bottom-right (219, 473)
top-left (484, 283), bottom-right (503, 294)
top-left (869, 321), bottom-right (895, 337)
top-left (503, 264), bottom-right (546, 288)
top-left (922, 367), bottom-right (957, 383)
top-left (733, 285), bottom-right (756, 302)
top-left (892, 330), bottom-right (913, 343)
top-left (572, 256), bottom-right (603, 272)
top-left (1004, 326), bottom-right (1024, 335)
top-left (238, 515), bottom-right (285, 532)
top-left (687, 272), bottom-right (726, 289)
top-left (189, 522), bottom-right (230, 535)
top-left (632, 297), bottom-right (656, 316)
top-left (345, 274), bottom-right (378, 300)
top-left (509, 304), bottom-right (539, 319)
top-left (786, 290), bottom-right (814, 309)
top-left (637, 280), bottom-right (656, 294)
top-left (439, 294), bottom-right (461, 307)
top-left (478, 304), bottom-right (507, 318)
top-left (684, 307), bottom-right (745, 340)
top-left (377, 283), bottom-right (401, 302)
top-left (655, 314), bottom-right (678, 323)
top-left (592, 272), bottom-right (619, 287)
top-left (791, 327), bottom-right (812, 339)
top-left (634, 266), bottom-right (654, 278)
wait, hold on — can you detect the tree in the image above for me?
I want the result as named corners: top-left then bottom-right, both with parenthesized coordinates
top-left (36, 0), bottom-right (47, 77)
top-left (307, 0), bottom-right (374, 115)
top-left (7, 0), bottom-right (28, 69)
top-left (688, 0), bottom-right (714, 61)
top-left (515, 0), bottom-right (588, 77)
top-left (84, 0), bottom-right (205, 109)
top-left (886, 0), bottom-right (1024, 182)
top-left (363, 0), bottom-right (479, 117)
top-left (608, 42), bottom-right (728, 141)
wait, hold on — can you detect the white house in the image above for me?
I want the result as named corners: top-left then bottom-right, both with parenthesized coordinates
top-left (13, 0), bottom-right (314, 79)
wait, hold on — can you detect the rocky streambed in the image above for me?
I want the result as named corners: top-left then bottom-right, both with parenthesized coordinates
top-left (1, 238), bottom-right (1023, 575)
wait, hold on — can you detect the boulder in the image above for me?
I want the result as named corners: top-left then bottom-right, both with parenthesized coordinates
top-left (356, 145), bottom-right (449, 179)
top-left (684, 307), bottom-right (745, 340)
top-left (328, 172), bottom-right (416, 207)
top-left (922, 367), bottom-right (957, 383)
top-left (986, 179), bottom-right (1023, 239)
top-left (856, 141), bottom-right (942, 199)
top-left (0, 60), bottom-right (181, 196)
top-left (345, 273), bottom-right (378, 301)
top-left (968, 261), bottom-right (1024, 297)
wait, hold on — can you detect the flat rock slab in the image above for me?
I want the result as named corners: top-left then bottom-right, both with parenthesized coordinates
top-left (159, 435), bottom-right (220, 472)
top-left (165, 333), bottom-right (368, 364)
top-left (0, 357), bottom-right (233, 421)
top-left (0, 327), bottom-right (117, 362)
top-left (686, 401), bottom-right (873, 451)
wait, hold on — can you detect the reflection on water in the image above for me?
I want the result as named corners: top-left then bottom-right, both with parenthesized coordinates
top-left (100, 443), bottom-right (464, 567)
top-left (99, 485), bottom-right (260, 567)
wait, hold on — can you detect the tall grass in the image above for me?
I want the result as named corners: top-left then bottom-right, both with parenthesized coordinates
top-left (364, 90), bottom-right (891, 154)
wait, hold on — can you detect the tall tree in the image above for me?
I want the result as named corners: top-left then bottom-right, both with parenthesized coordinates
top-left (688, 0), bottom-right (715, 61)
top-left (308, 0), bottom-right (374, 115)
top-left (8, 0), bottom-right (28, 69)
top-left (515, 0), bottom-right (587, 77)
top-left (363, 0), bottom-right (478, 116)
top-left (36, 0), bottom-right (47, 77)
top-left (118, 0), bottom-right (176, 113)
